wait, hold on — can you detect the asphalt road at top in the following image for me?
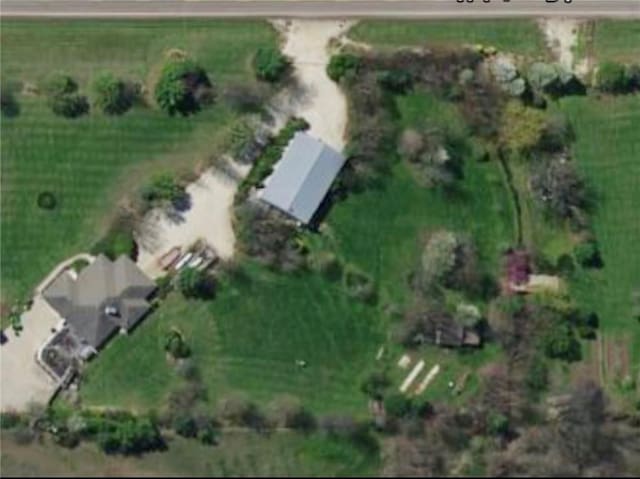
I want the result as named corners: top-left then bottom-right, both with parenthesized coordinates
top-left (1, 0), bottom-right (639, 19)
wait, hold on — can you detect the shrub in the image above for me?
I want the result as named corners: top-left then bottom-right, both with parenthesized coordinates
top-left (573, 240), bottom-right (602, 268)
top-left (525, 357), bottom-right (549, 394)
top-left (542, 322), bottom-right (581, 362)
top-left (92, 72), bottom-right (132, 115)
top-left (310, 251), bottom-right (342, 281)
top-left (154, 57), bottom-right (213, 116)
top-left (253, 47), bottom-right (290, 83)
top-left (377, 69), bottom-right (412, 94)
top-left (1, 412), bottom-right (25, 430)
top-left (360, 371), bottom-right (391, 400)
top-left (42, 73), bottom-right (78, 97)
top-left (198, 422), bottom-right (218, 445)
top-left (140, 174), bottom-right (189, 210)
top-left (36, 191), bottom-right (57, 210)
top-left (327, 53), bottom-right (361, 82)
top-left (50, 92), bottom-right (89, 118)
top-left (91, 228), bottom-right (136, 260)
top-left (555, 254), bottom-right (575, 276)
top-left (420, 230), bottom-right (459, 289)
top-left (268, 395), bottom-right (316, 432)
top-left (343, 266), bottom-right (376, 304)
top-left (487, 412), bottom-right (509, 436)
top-left (173, 414), bottom-right (198, 438)
top-left (596, 61), bottom-right (630, 93)
top-left (1, 83), bottom-right (20, 118)
top-left (177, 267), bottom-right (215, 299)
top-left (384, 393), bottom-right (413, 419)
top-left (164, 330), bottom-right (191, 359)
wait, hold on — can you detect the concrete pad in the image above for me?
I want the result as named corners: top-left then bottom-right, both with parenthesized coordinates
top-left (1, 297), bottom-right (60, 411)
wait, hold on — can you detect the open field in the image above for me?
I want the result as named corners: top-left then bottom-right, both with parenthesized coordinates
top-left (0, 431), bottom-right (377, 477)
top-left (559, 95), bottom-right (640, 364)
top-left (0, 20), bottom-right (277, 305)
top-left (592, 20), bottom-right (640, 62)
top-left (81, 90), bottom-right (513, 412)
top-left (349, 19), bottom-right (546, 56)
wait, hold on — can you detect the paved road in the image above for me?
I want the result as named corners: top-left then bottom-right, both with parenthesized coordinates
top-left (1, 0), bottom-right (639, 19)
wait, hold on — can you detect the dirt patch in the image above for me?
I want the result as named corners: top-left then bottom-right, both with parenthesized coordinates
top-left (539, 18), bottom-right (583, 70)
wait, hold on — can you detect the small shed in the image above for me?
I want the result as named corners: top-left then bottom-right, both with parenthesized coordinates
top-left (258, 132), bottom-right (346, 224)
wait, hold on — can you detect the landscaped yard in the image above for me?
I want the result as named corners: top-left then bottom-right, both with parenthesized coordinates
top-left (80, 90), bottom-right (514, 413)
top-left (1, 20), bottom-right (277, 305)
top-left (349, 19), bottom-right (546, 56)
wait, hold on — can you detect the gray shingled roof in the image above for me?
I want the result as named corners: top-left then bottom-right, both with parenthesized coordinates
top-left (43, 255), bottom-right (156, 349)
top-left (259, 132), bottom-right (345, 224)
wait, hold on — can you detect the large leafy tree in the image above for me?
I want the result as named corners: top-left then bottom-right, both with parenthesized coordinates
top-left (154, 57), bottom-right (212, 116)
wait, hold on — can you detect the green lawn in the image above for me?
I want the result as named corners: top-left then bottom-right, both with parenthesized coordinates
top-left (329, 92), bottom-right (517, 307)
top-left (81, 264), bottom-right (385, 415)
top-left (81, 91), bottom-right (513, 412)
top-left (349, 20), bottom-right (546, 56)
top-left (592, 20), bottom-right (640, 62)
top-left (1, 431), bottom-right (377, 477)
top-left (559, 95), bottom-right (640, 356)
top-left (1, 20), bottom-right (277, 305)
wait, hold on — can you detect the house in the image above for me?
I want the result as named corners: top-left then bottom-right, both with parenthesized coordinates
top-left (408, 312), bottom-right (481, 349)
top-left (258, 131), bottom-right (346, 224)
top-left (42, 254), bottom-right (156, 354)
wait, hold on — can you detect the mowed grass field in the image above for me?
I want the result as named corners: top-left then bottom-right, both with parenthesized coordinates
top-left (1, 431), bottom-right (377, 477)
top-left (1, 20), bottom-right (277, 305)
top-left (592, 20), bottom-right (640, 62)
top-left (349, 19), bottom-right (546, 56)
top-left (81, 90), bottom-right (513, 413)
top-left (559, 95), bottom-right (640, 366)
top-left (81, 264), bottom-right (384, 415)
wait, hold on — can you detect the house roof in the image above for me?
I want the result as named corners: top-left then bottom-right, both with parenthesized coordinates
top-left (43, 255), bottom-right (156, 349)
top-left (259, 132), bottom-right (346, 224)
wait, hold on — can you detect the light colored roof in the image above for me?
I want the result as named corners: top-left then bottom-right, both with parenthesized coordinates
top-left (43, 255), bottom-right (156, 348)
top-left (259, 132), bottom-right (345, 224)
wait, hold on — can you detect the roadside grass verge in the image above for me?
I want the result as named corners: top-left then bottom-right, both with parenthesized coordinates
top-left (1, 20), bottom-right (277, 304)
top-left (592, 20), bottom-right (640, 62)
top-left (348, 19), bottom-right (546, 56)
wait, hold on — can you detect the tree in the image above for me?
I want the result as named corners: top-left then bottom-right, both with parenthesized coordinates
top-left (420, 231), bottom-right (459, 290)
top-left (573, 240), bottom-right (602, 268)
top-left (92, 72), bottom-right (131, 115)
top-left (253, 47), bottom-right (290, 83)
top-left (531, 158), bottom-right (588, 220)
top-left (177, 267), bottom-right (215, 299)
top-left (91, 229), bottom-right (136, 260)
top-left (500, 101), bottom-right (548, 153)
top-left (327, 53), bottom-right (361, 82)
top-left (1, 83), bottom-right (20, 118)
top-left (154, 57), bottom-right (212, 116)
top-left (360, 371), bottom-right (391, 399)
top-left (596, 61), bottom-right (630, 93)
top-left (42, 72), bottom-right (77, 98)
